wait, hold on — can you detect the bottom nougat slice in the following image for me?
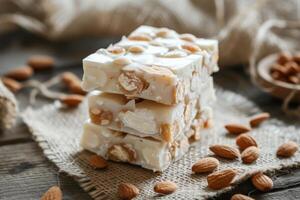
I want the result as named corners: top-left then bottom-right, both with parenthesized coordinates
top-left (81, 119), bottom-right (212, 172)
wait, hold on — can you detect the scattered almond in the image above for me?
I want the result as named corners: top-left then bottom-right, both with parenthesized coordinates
top-left (225, 124), bottom-right (251, 134)
top-left (251, 172), bottom-right (273, 192)
top-left (209, 145), bottom-right (240, 160)
top-left (241, 146), bottom-right (259, 164)
top-left (276, 141), bottom-right (298, 157)
top-left (1, 77), bottom-right (23, 93)
top-left (154, 180), bottom-right (177, 195)
top-left (118, 183), bottom-right (139, 200)
top-left (192, 157), bottom-right (219, 173)
top-left (4, 66), bottom-right (33, 80)
top-left (236, 134), bottom-right (257, 150)
top-left (249, 112), bottom-right (270, 127)
top-left (60, 94), bottom-right (84, 107)
top-left (61, 72), bottom-right (86, 95)
top-left (231, 194), bottom-right (254, 200)
top-left (89, 155), bottom-right (108, 169)
top-left (40, 186), bottom-right (62, 200)
top-left (207, 169), bottom-right (237, 190)
top-left (27, 55), bottom-right (54, 70)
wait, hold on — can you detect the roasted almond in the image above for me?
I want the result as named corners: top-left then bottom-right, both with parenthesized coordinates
top-left (154, 180), bottom-right (177, 195)
top-left (118, 183), bottom-right (139, 200)
top-left (209, 145), bottom-right (240, 160)
top-left (241, 146), bottom-right (259, 164)
top-left (277, 141), bottom-right (298, 157)
top-left (41, 186), bottom-right (62, 200)
top-left (225, 124), bottom-right (251, 134)
top-left (1, 77), bottom-right (23, 93)
top-left (27, 55), bottom-right (54, 70)
top-left (192, 157), bottom-right (219, 173)
top-left (4, 66), bottom-right (33, 80)
top-left (251, 172), bottom-right (273, 192)
top-left (236, 134), bottom-right (257, 150)
top-left (231, 194), bottom-right (254, 200)
top-left (61, 72), bottom-right (86, 95)
top-left (207, 169), bottom-right (237, 190)
top-left (60, 94), bottom-right (84, 107)
top-left (89, 155), bottom-right (108, 169)
top-left (249, 112), bottom-right (270, 127)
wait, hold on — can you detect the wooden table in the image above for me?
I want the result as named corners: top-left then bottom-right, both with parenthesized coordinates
top-left (0, 31), bottom-right (299, 200)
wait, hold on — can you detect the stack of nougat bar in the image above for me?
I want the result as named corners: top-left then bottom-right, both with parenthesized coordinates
top-left (80, 26), bottom-right (218, 172)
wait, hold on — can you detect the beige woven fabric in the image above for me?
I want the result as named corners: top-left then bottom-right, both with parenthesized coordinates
top-left (22, 88), bottom-right (300, 200)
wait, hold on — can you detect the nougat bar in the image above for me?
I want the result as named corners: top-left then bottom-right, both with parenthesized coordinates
top-left (87, 78), bottom-right (215, 142)
top-left (82, 26), bottom-right (218, 105)
top-left (81, 122), bottom-right (191, 172)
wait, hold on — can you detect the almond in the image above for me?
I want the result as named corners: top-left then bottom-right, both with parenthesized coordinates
top-left (207, 169), bottom-right (237, 190)
top-left (231, 194), bottom-right (254, 200)
top-left (236, 134), bottom-right (257, 150)
top-left (118, 183), bottom-right (139, 200)
top-left (107, 143), bottom-right (137, 162)
top-left (4, 66), bottom-right (33, 80)
top-left (154, 180), bottom-right (177, 195)
top-left (27, 55), bottom-right (54, 70)
top-left (60, 94), bottom-right (84, 107)
top-left (128, 34), bottom-right (152, 41)
top-left (41, 186), bottom-right (62, 200)
top-left (209, 145), bottom-right (240, 160)
top-left (225, 124), bottom-right (251, 134)
top-left (249, 112), bottom-right (270, 127)
top-left (241, 146), bottom-right (259, 164)
top-left (89, 155), bottom-right (108, 169)
top-left (107, 46), bottom-right (125, 55)
top-left (181, 44), bottom-right (201, 53)
top-left (2, 77), bottom-right (23, 93)
top-left (276, 141), bottom-right (298, 157)
top-left (251, 172), bottom-right (273, 192)
top-left (61, 72), bottom-right (86, 95)
top-left (192, 157), bottom-right (219, 173)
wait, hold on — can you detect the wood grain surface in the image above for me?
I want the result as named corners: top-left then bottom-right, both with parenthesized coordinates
top-left (0, 31), bottom-right (299, 200)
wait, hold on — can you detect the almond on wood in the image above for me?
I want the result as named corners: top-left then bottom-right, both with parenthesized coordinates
top-left (118, 183), bottom-right (139, 200)
top-left (192, 157), bottom-right (219, 173)
top-left (40, 186), bottom-right (62, 200)
top-left (249, 112), bottom-right (270, 127)
top-left (276, 141), bottom-right (298, 157)
top-left (251, 172), bottom-right (273, 192)
top-left (4, 66), bottom-right (33, 80)
top-left (209, 144), bottom-right (240, 160)
top-left (154, 180), bottom-right (177, 195)
top-left (207, 169), bottom-right (237, 190)
top-left (241, 146), bottom-right (259, 164)
top-left (225, 124), bottom-right (251, 134)
top-left (236, 134), bottom-right (257, 150)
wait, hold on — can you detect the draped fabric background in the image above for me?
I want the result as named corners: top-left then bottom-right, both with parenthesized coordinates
top-left (0, 0), bottom-right (299, 67)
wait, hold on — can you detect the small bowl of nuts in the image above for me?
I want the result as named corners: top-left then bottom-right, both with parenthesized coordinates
top-left (257, 52), bottom-right (300, 102)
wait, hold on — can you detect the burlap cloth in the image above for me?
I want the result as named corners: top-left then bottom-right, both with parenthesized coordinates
top-left (21, 87), bottom-right (300, 199)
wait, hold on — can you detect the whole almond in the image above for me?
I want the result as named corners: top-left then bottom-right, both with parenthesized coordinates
top-left (154, 180), bottom-right (177, 195)
top-left (249, 112), bottom-right (270, 127)
top-left (209, 145), bottom-right (240, 160)
top-left (236, 134), bottom-right (257, 150)
top-left (27, 55), bottom-right (54, 70)
top-left (60, 94), bottom-right (84, 107)
top-left (192, 157), bottom-right (219, 173)
top-left (89, 155), bottom-right (108, 169)
top-left (225, 124), bottom-right (251, 134)
top-left (207, 169), bottom-right (237, 190)
top-left (241, 146), bottom-right (259, 164)
top-left (118, 183), bottom-right (139, 200)
top-left (231, 194), bottom-right (254, 200)
top-left (2, 77), bottom-right (23, 93)
top-left (277, 141), bottom-right (298, 157)
top-left (5, 66), bottom-right (33, 80)
top-left (251, 172), bottom-right (273, 192)
top-left (61, 72), bottom-right (86, 95)
top-left (41, 186), bottom-right (62, 200)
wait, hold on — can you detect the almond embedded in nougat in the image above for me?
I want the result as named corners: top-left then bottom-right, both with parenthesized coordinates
top-left (118, 183), bottom-right (139, 200)
top-left (40, 186), bottom-right (62, 200)
top-left (154, 181), bottom-right (177, 195)
top-left (192, 157), bottom-right (219, 173)
top-left (249, 112), bottom-right (270, 127)
top-left (276, 141), bottom-right (298, 157)
top-left (225, 124), bottom-right (251, 135)
top-left (251, 172), bottom-right (273, 192)
top-left (107, 143), bottom-right (137, 162)
top-left (209, 145), bottom-right (240, 160)
top-left (207, 169), bottom-right (237, 190)
top-left (236, 134), bottom-right (257, 150)
top-left (118, 71), bottom-right (147, 95)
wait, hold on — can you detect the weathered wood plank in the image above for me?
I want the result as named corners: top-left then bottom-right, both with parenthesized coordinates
top-left (0, 142), bottom-right (92, 200)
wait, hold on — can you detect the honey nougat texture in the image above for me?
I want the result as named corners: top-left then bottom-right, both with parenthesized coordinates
top-left (82, 25), bottom-right (218, 105)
